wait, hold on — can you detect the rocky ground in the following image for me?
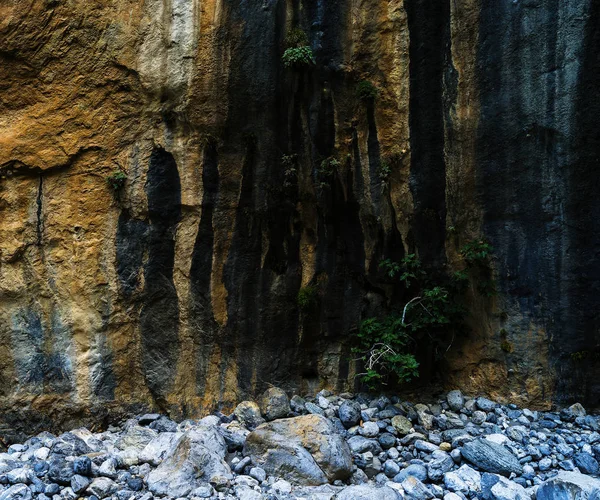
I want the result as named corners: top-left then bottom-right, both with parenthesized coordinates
top-left (0, 390), bottom-right (599, 499)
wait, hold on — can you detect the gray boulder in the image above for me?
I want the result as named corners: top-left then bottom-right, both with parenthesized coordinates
top-left (476, 397), bottom-right (497, 411)
top-left (574, 452), bottom-right (599, 475)
top-left (462, 438), bottom-right (523, 476)
top-left (47, 457), bottom-right (74, 485)
top-left (481, 473), bottom-right (529, 500)
top-left (235, 401), bottom-right (266, 430)
top-left (536, 471), bottom-right (600, 500)
top-left (51, 433), bottom-right (92, 456)
top-left (146, 425), bottom-right (232, 497)
top-left (447, 390), bottom-right (465, 412)
top-left (70, 475), bottom-right (91, 494)
top-left (391, 415), bottom-right (413, 436)
top-left (394, 464), bottom-right (428, 483)
top-left (334, 485), bottom-right (402, 499)
top-left (244, 414), bottom-right (352, 485)
top-left (259, 387), bottom-right (290, 421)
top-left (428, 452), bottom-right (454, 482)
top-left (138, 431), bottom-right (183, 466)
top-left (0, 485), bottom-right (32, 500)
top-left (338, 400), bottom-right (362, 429)
top-left (402, 476), bottom-right (434, 499)
top-left (87, 478), bottom-right (117, 499)
top-left (114, 426), bottom-right (157, 451)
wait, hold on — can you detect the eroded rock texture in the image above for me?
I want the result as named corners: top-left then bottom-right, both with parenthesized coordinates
top-left (0, 0), bottom-right (598, 436)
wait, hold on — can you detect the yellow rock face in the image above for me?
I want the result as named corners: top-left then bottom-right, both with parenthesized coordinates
top-left (4, 0), bottom-right (592, 435)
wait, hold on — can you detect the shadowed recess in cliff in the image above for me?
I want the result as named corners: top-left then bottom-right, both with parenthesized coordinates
top-left (405, 0), bottom-right (449, 265)
top-left (476, 0), bottom-right (595, 404)
top-left (190, 140), bottom-right (220, 395)
top-left (115, 213), bottom-right (148, 297)
top-left (90, 304), bottom-right (116, 401)
top-left (558, 0), bottom-right (600, 405)
top-left (10, 308), bottom-right (73, 394)
top-left (222, 137), bottom-right (264, 394)
top-left (140, 147), bottom-right (181, 404)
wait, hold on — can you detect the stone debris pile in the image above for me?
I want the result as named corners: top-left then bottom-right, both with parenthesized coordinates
top-left (0, 388), bottom-right (599, 499)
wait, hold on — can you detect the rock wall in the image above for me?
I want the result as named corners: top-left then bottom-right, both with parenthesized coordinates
top-left (0, 0), bottom-right (598, 437)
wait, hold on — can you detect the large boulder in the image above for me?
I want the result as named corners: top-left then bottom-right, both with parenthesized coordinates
top-left (461, 439), bottom-right (523, 476)
top-left (50, 432), bottom-right (92, 456)
top-left (114, 425), bottom-right (157, 451)
top-left (338, 400), bottom-right (362, 429)
top-left (235, 401), bottom-right (266, 430)
top-left (146, 424), bottom-right (232, 497)
top-left (244, 414), bottom-right (353, 485)
top-left (259, 387), bottom-right (290, 421)
top-left (138, 432), bottom-right (183, 466)
top-left (447, 390), bottom-right (464, 412)
top-left (0, 485), bottom-right (32, 500)
top-left (536, 471), bottom-right (600, 500)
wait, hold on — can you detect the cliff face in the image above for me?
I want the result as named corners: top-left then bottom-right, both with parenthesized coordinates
top-left (0, 0), bottom-right (598, 437)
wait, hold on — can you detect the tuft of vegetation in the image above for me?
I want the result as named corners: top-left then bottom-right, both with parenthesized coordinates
top-left (297, 285), bottom-right (318, 311)
top-left (353, 317), bottom-right (419, 389)
top-left (281, 154), bottom-right (298, 189)
top-left (570, 350), bottom-right (589, 361)
top-left (379, 160), bottom-right (391, 183)
top-left (461, 239), bottom-right (494, 266)
top-left (316, 157), bottom-right (340, 187)
top-left (356, 80), bottom-right (380, 101)
top-left (106, 169), bottom-right (127, 191)
top-left (283, 46), bottom-right (315, 68)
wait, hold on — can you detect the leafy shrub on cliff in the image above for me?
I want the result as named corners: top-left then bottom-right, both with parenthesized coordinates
top-left (283, 46), bottom-right (315, 68)
top-left (316, 157), bottom-right (340, 187)
top-left (106, 169), bottom-right (127, 191)
top-left (460, 239), bottom-right (494, 266)
top-left (353, 317), bottom-right (419, 388)
top-left (354, 255), bottom-right (467, 388)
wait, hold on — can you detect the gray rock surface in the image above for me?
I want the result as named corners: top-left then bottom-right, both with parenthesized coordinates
top-left (462, 439), bottom-right (523, 476)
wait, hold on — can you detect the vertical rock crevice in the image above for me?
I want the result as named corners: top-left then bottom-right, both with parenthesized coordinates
top-left (405, 0), bottom-right (450, 265)
top-left (190, 140), bottom-right (220, 396)
top-left (140, 147), bottom-right (182, 407)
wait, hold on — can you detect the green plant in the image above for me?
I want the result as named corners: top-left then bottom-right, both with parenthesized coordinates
top-left (282, 46), bottom-right (315, 68)
top-left (501, 340), bottom-right (513, 353)
top-left (106, 169), bottom-right (127, 191)
top-left (281, 154), bottom-right (298, 188)
top-left (380, 254), bottom-right (425, 287)
top-left (570, 350), bottom-right (589, 361)
top-left (356, 80), bottom-right (379, 101)
top-left (460, 239), bottom-right (494, 266)
top-left (316, 157), bottom-right (340, 186)
top-left (356, 256), bottom-right (467, 388)
top-left (297, 285), bottom-right (318, 311)
top-left (353, 316), bottom-right (419, 388)
top-left (379, 160), bottom-right (391, 182)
